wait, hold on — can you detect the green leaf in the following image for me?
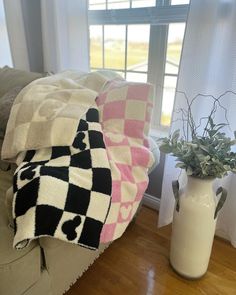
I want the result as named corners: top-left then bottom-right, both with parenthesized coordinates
top-left (175, 163), bottom-right (186, 169)
top-left (186, 167), bottom-right (193, 175)
top-left (209, 117), bottom-right (214, 129)
top-left (199, 145), bottom-right (209, 153)
top-left (159, 144), bottom-right (172, 154)
top-left (171, 129), bottom-right (180, 141)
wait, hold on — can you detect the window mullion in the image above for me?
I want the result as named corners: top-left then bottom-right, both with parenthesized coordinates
top-left (164, 73), bottom-right (178, 77)
top-left (163, 0), bottom-right (172, 5)
top-left (147, 24), bottom-right (169, 129)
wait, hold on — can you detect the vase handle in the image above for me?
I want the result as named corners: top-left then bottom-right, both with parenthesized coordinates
top-left (214, 187), bottom-right (227, 219)
top-left (172, 180), bottom-right (180, 212)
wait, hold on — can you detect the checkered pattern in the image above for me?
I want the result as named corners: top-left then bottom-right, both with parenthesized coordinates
top-left (12, 108), bottom-right (112, 250)
top-left (1, 71), bottom-right (113, 161)
top-left (97, 80), bottom-right (153, 146)
top-left (96, 80), bottom-right (155, 242)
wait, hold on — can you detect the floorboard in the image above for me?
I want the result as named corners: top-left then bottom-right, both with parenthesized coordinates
top-left (66, 206), bottom-right (236, 295)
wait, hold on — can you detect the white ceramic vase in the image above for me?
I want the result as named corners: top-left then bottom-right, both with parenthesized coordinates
top-left (170, 176), bottom-right (227, 279)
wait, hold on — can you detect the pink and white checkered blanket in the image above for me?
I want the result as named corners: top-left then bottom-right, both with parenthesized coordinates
top-left (97, 80), bottom-right (154, 242)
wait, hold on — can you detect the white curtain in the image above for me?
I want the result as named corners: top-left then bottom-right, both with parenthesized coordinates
top-left (3, 0), bottom-right (89, 73)
top-left (3, 0), bottom-right (30, 70)
top-left (159, 0), bottom-right (236, 247)
top-left (41, 0), bottom-right (89, 73)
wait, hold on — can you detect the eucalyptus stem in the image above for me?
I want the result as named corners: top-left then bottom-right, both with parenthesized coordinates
top-left (159, 89), bottom-right (236, 179)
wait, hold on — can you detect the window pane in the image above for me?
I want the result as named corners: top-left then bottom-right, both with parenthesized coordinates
top-left (90, 25), bottom-right (103, 68)
top-left (0, 0), bottom-right (12, 67)
top-left (165, 23), bottom-right (185, 75)
top-left (171, 0), bottom-right (190, 4)
top-left (127, 25), bottom-right (149, 72)
top-left (89, 0), bottom-right (106, 10)
top-left (161, 76), bottom-right (177, 126)
top-left (104, 25), bottom-right (125, 70)
top-left (107, 0), bottom-right (130, 9)
top-left (132, 0), bottom-right (156, 8)
top-left (126, 72), bottom-right (147, 83)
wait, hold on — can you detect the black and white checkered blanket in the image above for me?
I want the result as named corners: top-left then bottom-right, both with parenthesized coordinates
top-left (13, 108), bottom-right (112, 250)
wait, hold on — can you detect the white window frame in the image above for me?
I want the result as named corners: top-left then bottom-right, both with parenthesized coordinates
top-left (88, 1), bottom-right (189, 133)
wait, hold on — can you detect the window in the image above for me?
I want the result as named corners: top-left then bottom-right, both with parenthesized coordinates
top-left (0, 0), bottom-right (12, 67)
top-left (90, 24), bottom-right (150, 82)
top-left (88, 0), bottom-right (189, 131)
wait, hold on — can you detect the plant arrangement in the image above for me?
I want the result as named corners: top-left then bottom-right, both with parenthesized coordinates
top-left (159, 91), bottom-right (236, 179)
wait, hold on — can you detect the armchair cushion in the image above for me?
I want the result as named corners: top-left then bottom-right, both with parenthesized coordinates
top-left (0, 66), bottom-right (43, 98)
top-left (0, 86), bottom-right (23, 140)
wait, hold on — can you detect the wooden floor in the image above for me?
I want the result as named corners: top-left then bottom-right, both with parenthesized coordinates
top-left (66, 206), bottom-right (236, 295)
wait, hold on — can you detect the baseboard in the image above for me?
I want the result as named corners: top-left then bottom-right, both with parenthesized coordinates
top-left (143, 193), bottom-right (160, 211)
